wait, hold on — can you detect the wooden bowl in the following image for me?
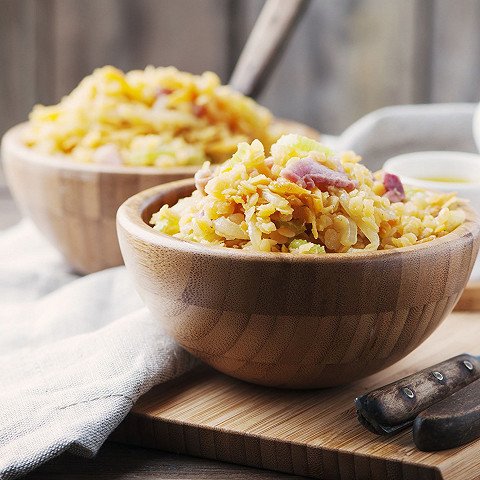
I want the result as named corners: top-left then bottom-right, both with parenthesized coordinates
top-left (117, 179), bottom-right (480, 388)
top-left (1, 120), bottom-right (319, 274)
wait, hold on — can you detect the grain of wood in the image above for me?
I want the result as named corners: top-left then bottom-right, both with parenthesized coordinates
top-left (1, 125), bottom-right (195, 273)
top-left (229, 0), bottom-right (310, 97)
top-left (112, 313), bottom-right (480, 480)
top-left (117, 178), bottom-right (480, 388)
top-left (248, 0), bottom-right (421, 133)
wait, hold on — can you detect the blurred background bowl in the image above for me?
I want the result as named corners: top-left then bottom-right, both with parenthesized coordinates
top-left (117, 179), bottom-right (480, 388)
top-left (1, 120), bottom-right (319, 274)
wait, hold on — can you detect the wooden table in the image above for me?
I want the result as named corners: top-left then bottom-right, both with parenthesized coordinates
top-left (24, 442), bottom-right (304, 480)
top-left (0, 188), bottom-right (304, 479)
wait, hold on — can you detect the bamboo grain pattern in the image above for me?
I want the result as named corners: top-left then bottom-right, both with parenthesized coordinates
top-left (117, 180), bottom-right (480, 389)
top-left (1, 120), bottom-right (319, 274)
top-left (112, 313), bottom-right (480, 480)
top-left (1, 125), bottom-right (194, 274)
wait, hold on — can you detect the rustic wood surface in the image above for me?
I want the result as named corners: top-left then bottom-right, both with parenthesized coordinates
top-left (117, 179), bottom-right (480, 388)
top-left (112, 312), bottom-right (480, 480)
top-left (2, 2), bottom-right (480, 476)
top-left (23, 442), bottom-right (305, 480)
top-left (2, 0), bottom-right (480, 140)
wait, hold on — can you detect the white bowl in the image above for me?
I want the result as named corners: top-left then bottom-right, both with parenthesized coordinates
top-left (474, 102), bottom-right (480, 152)
top-left (383, 151), bottom-right (480, 280)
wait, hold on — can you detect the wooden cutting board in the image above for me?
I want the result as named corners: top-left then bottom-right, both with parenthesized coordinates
top-left (456, 281), bottom-right (480, 311)
top-left (112, 312), bottom-right (480, 480)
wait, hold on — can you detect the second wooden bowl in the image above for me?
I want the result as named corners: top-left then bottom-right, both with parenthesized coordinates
top-left (117, 179), bottom-right (480, 389)
top-left (2, 120), bottom-right (319, 274)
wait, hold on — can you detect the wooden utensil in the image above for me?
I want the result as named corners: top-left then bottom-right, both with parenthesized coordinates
top-left (357, 353), bottom-right (480, 451)
top-left (355, 354), bottom-right (480, 435)
top-left (116, 179), bottom-right (480, 388)
top-left (229, 0), bottom-right (311, 97)
top-left (414, 377), bottom-right (480, 451)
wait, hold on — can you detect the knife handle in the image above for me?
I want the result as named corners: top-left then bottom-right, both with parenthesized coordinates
top-left (414, 377), bottom-right (480, 451)
top-left (355, 354), bottom-right (480, 435)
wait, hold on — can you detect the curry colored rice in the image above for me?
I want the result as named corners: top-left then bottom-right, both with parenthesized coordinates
top-left (24, 66), bottom-right (276, 167)
top-left (150, 135), bottom-right (465, 253)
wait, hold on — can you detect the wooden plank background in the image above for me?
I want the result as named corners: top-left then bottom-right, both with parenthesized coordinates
top-left (3, 0), bottom-right (480, 216)
top-left (2, 0), bottom-right (480, 140)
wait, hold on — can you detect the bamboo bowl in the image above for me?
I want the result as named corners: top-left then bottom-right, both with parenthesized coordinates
top-left (117, 179), bottom-right (480, 388)
top-left (1, 120), bottom-right (319, 274)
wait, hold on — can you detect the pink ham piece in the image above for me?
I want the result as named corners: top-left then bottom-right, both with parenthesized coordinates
top-left (383, 172), bottom-right (406, 202)
top-left (192, 104), bottom-right (207, 118)
top-left (280, 157), bottom-right (357, 192)
top-left (153, 88), bottom-right (174, 110)
top-left (155, 87), bottom-right (173, 96)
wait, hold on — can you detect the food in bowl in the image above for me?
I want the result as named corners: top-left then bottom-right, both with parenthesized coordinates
top-left (23, 65), bottom-right (277, 167)
top-left (150, 134), bottom-right (466, 253)
top-left (2, 66), bottom-right (318, 275)
top-left (117, 176), bottom-right (480, 388)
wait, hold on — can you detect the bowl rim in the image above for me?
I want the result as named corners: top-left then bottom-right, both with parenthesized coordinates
top-left (2, 119), bottom-right (321, 176)
top-left (1, 122), bottom-right (199, 176)
top-left (117, 178), bottom-right (480, 264)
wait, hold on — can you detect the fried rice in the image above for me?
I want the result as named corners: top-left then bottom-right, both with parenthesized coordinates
top-left (24, 66), bottom-right (276, 167)
top-left (150, 134), bottom-right (465, 253)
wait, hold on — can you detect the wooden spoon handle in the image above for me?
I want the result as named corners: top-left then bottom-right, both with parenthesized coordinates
top-left (414, 377), bottom-right (480, 451)
top-left (229, 0), bottom-right (310, 98)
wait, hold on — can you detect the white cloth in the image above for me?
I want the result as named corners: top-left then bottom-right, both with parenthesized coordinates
top-left (336, 103), bottom-right (478, 170)
top-left (0, 102), bottom-right (478, 479)
top-left (0, 222), bottom-right (197, 479)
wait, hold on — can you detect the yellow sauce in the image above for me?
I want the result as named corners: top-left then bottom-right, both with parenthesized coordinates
top-left (421, 177), bottom-right (471, 183)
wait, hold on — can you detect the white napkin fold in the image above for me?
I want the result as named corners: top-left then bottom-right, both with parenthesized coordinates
top-left (0, 222), bottom-right (197, 480)
top-left (337, 103), bottom-right (478, 170)
top-left (0, 102), bottom-right (478, 479)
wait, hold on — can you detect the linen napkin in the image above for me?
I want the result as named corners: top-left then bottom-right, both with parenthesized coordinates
top-left (0, 222), bottom-right (197, 479)
top-left (0, 102), bottom-right (478, 479)
top-left (336, 102), bottom-right (478, 169)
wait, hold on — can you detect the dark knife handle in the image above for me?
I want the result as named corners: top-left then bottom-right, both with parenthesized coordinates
top-left (414, 377), bottom-right (480, 451)
top-left (355, 354), bottom-right (480, 435)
